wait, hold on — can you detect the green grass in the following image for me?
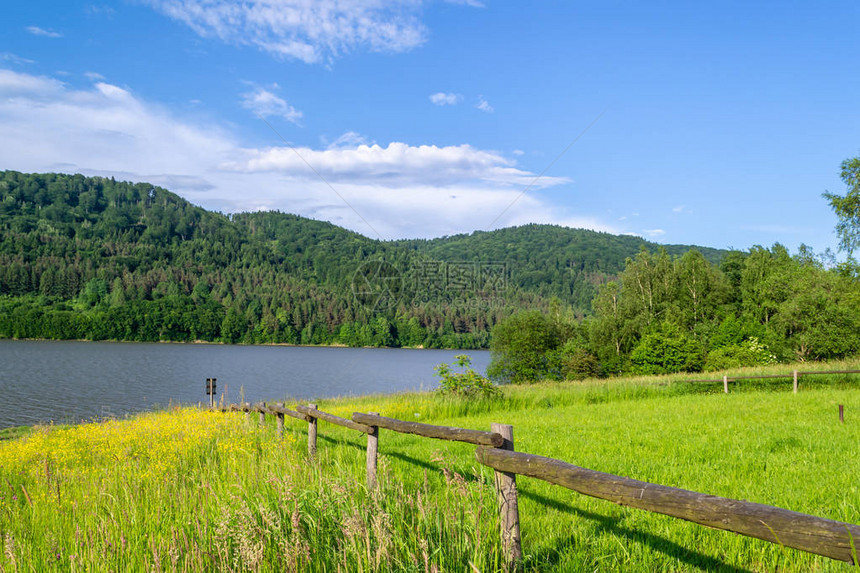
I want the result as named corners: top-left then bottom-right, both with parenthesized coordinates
top-left (0, 426), bottom-right (31, 441)
top-left (1, 359), bottom-right (859, 571)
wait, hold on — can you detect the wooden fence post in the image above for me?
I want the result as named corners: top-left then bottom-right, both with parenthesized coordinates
top-left (277, 403), bottom-right (285, 438)
top-left (307, 403), bottom-right (318, 458)
top-left (259, 404), bottom-right (266, 426)
top-left (366, 412), bottom-right (379, 491)
top-left (491, 423), bottom-right (522, 569)
top-left (723, 375), bottom-right (729, 394)
top-left (793, 370), bottom-right (798, 394)
top-left (244, 403), bottom-right (250, 423)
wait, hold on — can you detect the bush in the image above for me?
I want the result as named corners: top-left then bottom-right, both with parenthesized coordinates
top-left (435, 355), bottom-right (500, 399)
top-left (705, 337), bottom-right (778, 371)
top-left (487, 310), bottom-right (564, 383)
top-left (630, 324), bottom-right (703, 375)
top-left (558, 341), bottom-right (601, 380)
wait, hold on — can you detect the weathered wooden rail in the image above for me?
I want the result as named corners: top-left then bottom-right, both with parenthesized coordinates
top-left (352, 412), bottom-right (504, 447)
top-left (298, 404), bottom-right (374, 434)
top-left (219, 402), bottom-right (859, 568)
top-left (681, 368), bottom-right (860, 393)
top-left (476, 447), bottom-right (860, 564)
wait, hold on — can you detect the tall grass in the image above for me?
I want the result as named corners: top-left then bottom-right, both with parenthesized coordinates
top-left (1, 358), bottom-right (858, 571)
top-left (0, 408), bottom-right (501, 572)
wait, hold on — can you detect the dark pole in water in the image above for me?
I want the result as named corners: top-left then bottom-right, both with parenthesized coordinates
top-left (205, 378), bottom-right (217, 408)
top-left (210, 378), bottom-right (218, 408)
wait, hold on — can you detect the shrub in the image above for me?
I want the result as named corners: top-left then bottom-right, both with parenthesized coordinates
top-left (435, 355), bottom-right (500, 399)
top-left (630, 324), bottom-right (703, 375)
top-left (558, 341), bottom-right (601, 380)
top-left (705, 337), bottom-right (778, 371)
top-left (487, 310), bottom-right (564, 383)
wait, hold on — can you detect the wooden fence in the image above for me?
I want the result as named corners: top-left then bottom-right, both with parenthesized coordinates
top-left (219, 402), bottom-right (860, 569)
top-left (680, 368), bottom-right (860, 393)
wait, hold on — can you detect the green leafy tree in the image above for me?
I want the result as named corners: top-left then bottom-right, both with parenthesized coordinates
top-left (558, 340), bottom-right (600, 380)
top-left (619, 248), bottom-right (675, 327)
top-left (673, 249), bottom-right (726, 331)
top-left (109, 278), bottom-right (126, 307)
top-left (823, 156), bottom-right (860, 254)
top-left (629, 323), bottom-right (703, 375)
top-left (220, 307), bottom-right (245, 343)
top-left (590, 281), bottom-right (637, 372)
top-left (487, 310), bottom-right (564, 383)
top-left (740, 244), bottom-right (795, 325)
top-left (770, 265), bottom-right (860, 361)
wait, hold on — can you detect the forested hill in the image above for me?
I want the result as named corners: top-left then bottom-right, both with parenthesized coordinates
top-left (395, 226), bottom-right (725, 311)
top-left (0, 170), bottom-right (724, 347)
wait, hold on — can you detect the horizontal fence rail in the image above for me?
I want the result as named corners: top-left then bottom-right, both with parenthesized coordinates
top-left (265, 403), bottom-right (305, 422)
top-left (682, 369), bottom-right (860, 385)
top-left (218, 401), bottom-right (859, 568)
top-left (297, 404), bottom-right (374, 434)
top-left (679, 368), bottom-right (860, 394)
top-left (475, 447), bottom-right (860, 563)
top-left (352, 412), bottom-right (505, 447)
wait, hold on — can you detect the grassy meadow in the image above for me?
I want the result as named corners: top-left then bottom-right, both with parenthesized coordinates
top-left (1, 360), bottom-right (859, 572)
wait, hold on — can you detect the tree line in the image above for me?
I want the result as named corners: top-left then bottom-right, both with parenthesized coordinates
top-left (489, 155), bottom-right (860, 382)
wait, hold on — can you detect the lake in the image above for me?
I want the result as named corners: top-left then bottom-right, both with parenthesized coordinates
top-left (0, 340), bottom-right (490, 429)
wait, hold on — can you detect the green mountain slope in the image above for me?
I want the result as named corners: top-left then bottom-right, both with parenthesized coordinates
top-left (0, 171), bottom-right (726, 347)
top-left (396, 225), bottom-right (724, 312)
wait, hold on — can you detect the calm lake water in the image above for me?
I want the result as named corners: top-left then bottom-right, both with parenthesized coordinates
top-left (0, 340), bottom-right (490, 429)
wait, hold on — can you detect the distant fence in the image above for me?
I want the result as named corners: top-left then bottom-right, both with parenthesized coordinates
top-left (218, 401), bottom-right (860, 569)
top-left (680, 368), bottom-right (860, 393)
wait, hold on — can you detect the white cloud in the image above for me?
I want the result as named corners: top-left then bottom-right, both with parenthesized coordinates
top-left (429, 92), bottom-right (462, 106)
top-left (0, 53), bottom-right (35, 66)
top-left (326, 131), bottom-right (372, 149)
top-left (240, 85), bottom-right (302, 124)
top-left (0, 68), bottom-right (234, 194)
top-left (223, 142), bottom-right (570, 189)
top-left (476, 96), bottom-right (493, 113)
top-left (0, 69), bottom-right (65, 99)
top-left (85, 5), bottom-right (117, 17)
top-left (84, 71), bottom-right (105, 81)
top-left (642, 229), bottom-right (666, 238)
top-left (0, 68), bottom-right (612, 240)
top-left (26, 26), bottom-right (62, 38)
top-left (512, 149), bottom-right (524, 156)
top-left (142, 0), bottom-right (477, 64)
top-left (94, 82), bottom-right (134, 100)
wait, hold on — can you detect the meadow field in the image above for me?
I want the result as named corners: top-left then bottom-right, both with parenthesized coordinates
top-left (1, 360), bottom-right (859, 572)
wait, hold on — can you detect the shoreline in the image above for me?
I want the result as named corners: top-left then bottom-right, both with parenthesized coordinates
top-left (0, 336), bottom-right (488, 352)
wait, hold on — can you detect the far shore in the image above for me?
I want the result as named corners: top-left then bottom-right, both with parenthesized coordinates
top-left (0, 337), bottom-right (492, 352)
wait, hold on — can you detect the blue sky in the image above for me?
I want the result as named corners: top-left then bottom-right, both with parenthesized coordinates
top-left (1, 1), bottom-right (859, 254)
